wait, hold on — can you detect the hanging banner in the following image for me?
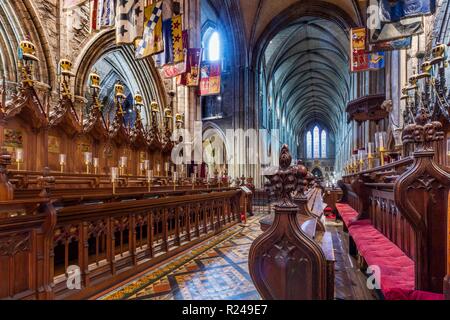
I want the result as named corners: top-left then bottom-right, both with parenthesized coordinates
top-left (379, 0), bottom-right (436, 22)
top-left (161, 30), bottom-right (188, 78)
top-left (178, 48), bottom-right (202, 86)
top-left (369, 16), bottom-right (423, 43)
top-left (172, 15), bottom-right (184, 63)
top-left (135, 1), bottom-right (163, 59)
top-left (369, 37), bottom-right (412, 51)
top-left (199, 61), bottom-right (221, 96)
top-left (368, 52), bottom-right (385, 69)
top-left (116, 0), bottom-right (144, 45)
top-left (350, 27), bottom-right (368, 72)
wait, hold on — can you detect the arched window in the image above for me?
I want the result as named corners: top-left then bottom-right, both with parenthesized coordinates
top-left (313, 126), bottom-right (320, 159)
top-left (306, 131), bottom-right (312, 159)
top-left (208, 31), bottom-right (220, 61)
top-left (321, 130), bottom-right (327, 158)
top-left (305, 125), bottom-right (328, 159)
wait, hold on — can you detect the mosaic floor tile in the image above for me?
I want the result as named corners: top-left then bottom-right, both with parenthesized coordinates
top-left (99, 206), bottom-right (376, 300)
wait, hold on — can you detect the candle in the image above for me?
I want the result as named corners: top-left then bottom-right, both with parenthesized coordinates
top-left (84, 152), bottom-right (92, 165)
top-left (144, 160), bottom-right (150, 171)
top-left (93, 157), bottom-right (99, 168)
top-left (111, 167), bottom-right (119, 181)
top-left (164, 162), bottom-right (169, 173)
top-left (120, 156), bottom-right (128, 167)
top-left (59, 153), bottom-right (66, 165)
top-left (15, 148), bottom-right (24, 162)
top-left (358, 150), bottom-right (364, 161)
top-left (147, 170), bottom-right (153, 181)
top-left (368, 142), bottom-right (374, 155)
top-left (157, 163), bottom-right (161, 175)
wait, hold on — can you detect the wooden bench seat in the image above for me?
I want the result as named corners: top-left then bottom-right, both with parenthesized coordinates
top-left (336, 202), bottom-right (444, 300)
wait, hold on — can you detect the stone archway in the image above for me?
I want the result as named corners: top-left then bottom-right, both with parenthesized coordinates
top-left (72, 29), bottom-right (167, 125)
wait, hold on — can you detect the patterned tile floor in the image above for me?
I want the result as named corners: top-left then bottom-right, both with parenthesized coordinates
top-left (99, 206), bottom-right (375, 300)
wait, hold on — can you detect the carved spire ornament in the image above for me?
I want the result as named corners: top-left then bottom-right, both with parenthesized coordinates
top-left (146, 101), bottom-right (162, 150)
top-left (130, 92), bottom-right (147, 149)
top-left (83, 70), bottom-right (107, 140)
top-left (109, 81), bottom-right (130, 146)
top-left (4, 39), bottom-right (47, 129)
top-left (248, 145), bottom-right (328, 300)
top-left (48, 59), bottom-right (81, 136)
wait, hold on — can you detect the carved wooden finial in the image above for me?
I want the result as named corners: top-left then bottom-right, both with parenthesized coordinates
top-left (402, 107), bottom-right (444, 151)
top-left (38, 167), bottom-right (55, 198)
top-left (264, 144), bottom-right (297, 208)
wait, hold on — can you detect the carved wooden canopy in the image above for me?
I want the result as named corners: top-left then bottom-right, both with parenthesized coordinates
top-left (346, 93), bottom-right (387, 123)
top-left (83, 105), bottom-right (108, 141)
top-left (48, 97), bottom-right (82, 136)
top-left (108, 106), bottom-right (130, 146)
top-left (130, 113), bottom-right (147, 149)
top-left (5, 84), bottom-right (47, 129)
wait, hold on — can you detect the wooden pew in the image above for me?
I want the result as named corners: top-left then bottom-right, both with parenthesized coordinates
top-left (0, 155), bottom-right (249, 299)
top-left (249, 146), bottom-right (334, 300)
top-left (337, 148), bottom-right (450, 299)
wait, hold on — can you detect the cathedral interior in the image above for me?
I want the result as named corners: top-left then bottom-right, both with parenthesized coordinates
top-left (1, 0), bottom-right (450, 304)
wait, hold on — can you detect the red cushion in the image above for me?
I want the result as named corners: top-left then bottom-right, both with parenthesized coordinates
top-left (384, 288), bottom-right (445, 300)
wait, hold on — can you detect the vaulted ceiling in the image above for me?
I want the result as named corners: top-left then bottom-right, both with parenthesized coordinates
top-left (262, 16), bottom-right (351, 135)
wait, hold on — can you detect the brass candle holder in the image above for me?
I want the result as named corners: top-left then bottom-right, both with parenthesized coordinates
top-left (368, 153), bottom-right (374, 169)
top-left (147, 170), bottom-right (153, 192)
top-left (379, 147), bottom-right (386, 166)
top-left (173, 172), bottom-right (177, 191)
top-left (111, 167), bottom-right (118, 195)
top-left (93, 158), bottom-right (99, 174)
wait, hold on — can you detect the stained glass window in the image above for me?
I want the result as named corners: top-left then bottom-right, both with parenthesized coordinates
top-left (313, 126), bottom-right (320, 159)
top-left (208, 31), bottom-right (220, 61)
top-left (306, 131), bottom-right (312, 158)
top-left (321, 130), bottom-right (327, 158)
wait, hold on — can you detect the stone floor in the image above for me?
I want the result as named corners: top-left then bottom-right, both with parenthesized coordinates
top-left (98, 207), bottom-right (376, 300)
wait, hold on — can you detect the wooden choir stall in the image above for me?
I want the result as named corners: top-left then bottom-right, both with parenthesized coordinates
top-left (337, 108), bottom-right (450, 300)
top-left (248, 146), bottom-right (335, 300)
top-left (0, 40), bottom-right (250, 300)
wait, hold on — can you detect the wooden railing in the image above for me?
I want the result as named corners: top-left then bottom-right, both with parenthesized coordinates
top-left (0, 157), bottom-right (246, 299)
top-left (52, 190), bottom-right (242, 299)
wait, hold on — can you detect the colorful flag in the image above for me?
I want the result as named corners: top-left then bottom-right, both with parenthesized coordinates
top-left (172, 15), bottom-right (184, 63)
top-left (116, 0), bottom-right (145, 45)
top-left (350, 28), bottom-right (368, 72)
top-left (379, 0), bottom-right (436, 22)
top-left (369, 37), bottom-right (412, 51)
top-left (135, 1), bottom-right (163, 59)
top-left (162, 30), bottom-right (188, 78)
top-left (369, 16), bottom-right (423, 43)
top-left (100, 0), bottom-right (116, 27)
top-left (368, 52), bottom-right (385, 69)
top-left (90, 0), bottom-right (101, 32)
top-left (160, 18), bottom-right (174, 65)
top-left (199, 61), bottom-right (221, 96)
top-left (178, 48), bottom-right (202, 86)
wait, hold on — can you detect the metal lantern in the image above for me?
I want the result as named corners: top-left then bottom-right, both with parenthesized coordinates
top-left (134, 92), bottom-right (144, 107)
top-left (89, 70), bottom-right (101, 90)
top-left (19, 40), bottom-right (39, 61)
top-left (115, 82), bottom-right (126, 100)
top-left (59, 59), bottom-right (75, 77)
